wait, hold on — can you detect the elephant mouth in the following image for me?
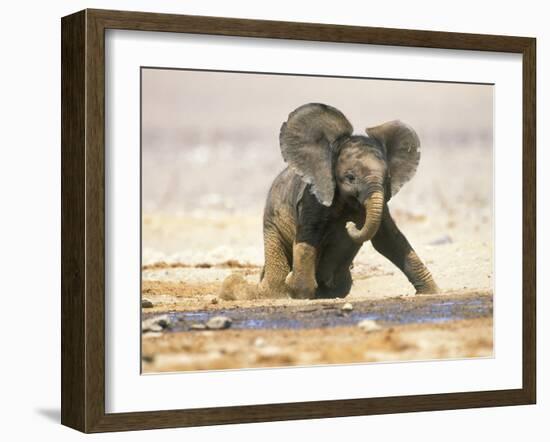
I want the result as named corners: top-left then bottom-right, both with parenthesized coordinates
top-left (344, 195), bottom-right (363, 211)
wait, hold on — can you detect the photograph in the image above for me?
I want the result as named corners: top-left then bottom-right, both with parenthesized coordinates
top-left (140, 68), bottom-right (494, 373)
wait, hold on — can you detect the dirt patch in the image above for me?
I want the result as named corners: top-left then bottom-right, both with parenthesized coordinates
top-left (142, 280), bottom-right (221, 298)
top-left (218, 273), bottom-right (260, 301)
top-left (142, 259), bottom-right (259, 271)
top-left (142, 317), bottom-right (493, 373)
top-left (141, 290), bottom-right (493, 372)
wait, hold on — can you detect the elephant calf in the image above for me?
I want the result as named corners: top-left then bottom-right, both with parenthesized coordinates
top-left (259, 103), bottom-right (439, 299)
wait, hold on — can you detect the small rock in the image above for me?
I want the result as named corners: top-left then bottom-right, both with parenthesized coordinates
top-left (211, 296), bottom-right (219, 305)
top-left (142, 331), bottom-right (162, 338)
top-left (190, 323), bottom-right (207, 330)
top-left (142, 314), bottom-right (171, 333)
top-left (206, 315), bottom-right (232, 330)
top-left (429, 234), bottom-right (453, 246)
top-left (257, 346), bottom-right (283, 358)
top-left (253, 337), bottom-right (266, 347)
top-left (341, 302), bottom-right (353, 312)
top-left (357, 319), bottom-right (381, 332)
top-left (142, 322), bottom-right (162, 333)
top-left (141, 298), bottom-right (154, 308)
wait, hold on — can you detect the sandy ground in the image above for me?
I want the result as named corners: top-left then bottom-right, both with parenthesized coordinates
top-left (142, 318), bottom-right (493, 373)
top-left (141, 144), bottom-right (493, 372)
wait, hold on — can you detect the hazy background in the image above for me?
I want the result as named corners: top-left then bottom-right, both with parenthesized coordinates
top-left (142, 69), bottom-right (493, 215)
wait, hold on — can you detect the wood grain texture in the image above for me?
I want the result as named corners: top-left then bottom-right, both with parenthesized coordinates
top-left (60, 8), bottom-right (537, 433)
top-left (522, 38), bottom-right (536, 403)
top-left (89, 8), bottom-right (532, 52)
top-left (61, 10), bottom-right (86, 431)
top-left (85, 9), bottom-right (108, 432)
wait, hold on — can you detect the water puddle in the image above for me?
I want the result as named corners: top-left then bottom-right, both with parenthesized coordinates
top-left (143, 295), bottom-right (492, 332)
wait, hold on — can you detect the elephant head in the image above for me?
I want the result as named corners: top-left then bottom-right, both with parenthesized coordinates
top-left (280, 103), bottom-right (421, 244)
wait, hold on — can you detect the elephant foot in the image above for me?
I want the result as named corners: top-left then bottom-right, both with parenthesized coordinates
top-left (285, 271), bottom-right (317, 299)
top-left (414, 280), bottom-right (441, 295)
top-left (258, 279), bottom-right (291, 300)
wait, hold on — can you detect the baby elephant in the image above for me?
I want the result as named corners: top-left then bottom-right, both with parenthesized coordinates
top-left (259, 103), bottom-right (439, 299)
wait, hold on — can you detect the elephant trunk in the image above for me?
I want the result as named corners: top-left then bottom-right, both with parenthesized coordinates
top-left (346, 189), bottom-right (385, 244)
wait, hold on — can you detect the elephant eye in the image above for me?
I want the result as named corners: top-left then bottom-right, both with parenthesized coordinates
top-left (344, 173), bottom-right (356, 183)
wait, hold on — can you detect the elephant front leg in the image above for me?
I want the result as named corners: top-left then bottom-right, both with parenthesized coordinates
top-left (286, 242), bottom-right (318, 299)
top-left (401, 249), bottom-right (440, 294)
top-left (372, 206), bottom-right (440, 294)
top-left (285, 186), bottom-right (331, 299)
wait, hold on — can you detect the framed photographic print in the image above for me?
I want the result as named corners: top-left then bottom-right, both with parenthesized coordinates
top-left (61, 9), bottom-right (536, 433)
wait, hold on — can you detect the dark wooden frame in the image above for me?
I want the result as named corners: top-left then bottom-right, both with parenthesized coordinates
top-left (61, 8), bottom-right (536, 433)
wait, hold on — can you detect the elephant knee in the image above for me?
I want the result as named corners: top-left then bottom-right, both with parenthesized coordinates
top-left (285, 271), bottom-right (317, 299)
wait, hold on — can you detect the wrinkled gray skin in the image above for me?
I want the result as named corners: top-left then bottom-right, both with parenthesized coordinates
top-left (259, 103), bottom-right (440, 299)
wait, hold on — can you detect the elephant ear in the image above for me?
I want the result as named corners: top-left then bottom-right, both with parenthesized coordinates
top-left (280, 103), bottom-right (353, 206)
top-left (366, 120), bottom-right (421, 197)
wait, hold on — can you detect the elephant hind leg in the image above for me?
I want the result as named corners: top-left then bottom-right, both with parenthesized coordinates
top-left (259, 229), bottom-right (291, 299)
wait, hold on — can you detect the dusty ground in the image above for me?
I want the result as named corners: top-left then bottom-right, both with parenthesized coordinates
top-left (141, 146), bottom-right (494, 373)
top-left (142, 318), bottom-right (493, 372)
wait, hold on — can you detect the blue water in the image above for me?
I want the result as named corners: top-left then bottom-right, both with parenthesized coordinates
top-left (144, 297), bottom-right (492, 332)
